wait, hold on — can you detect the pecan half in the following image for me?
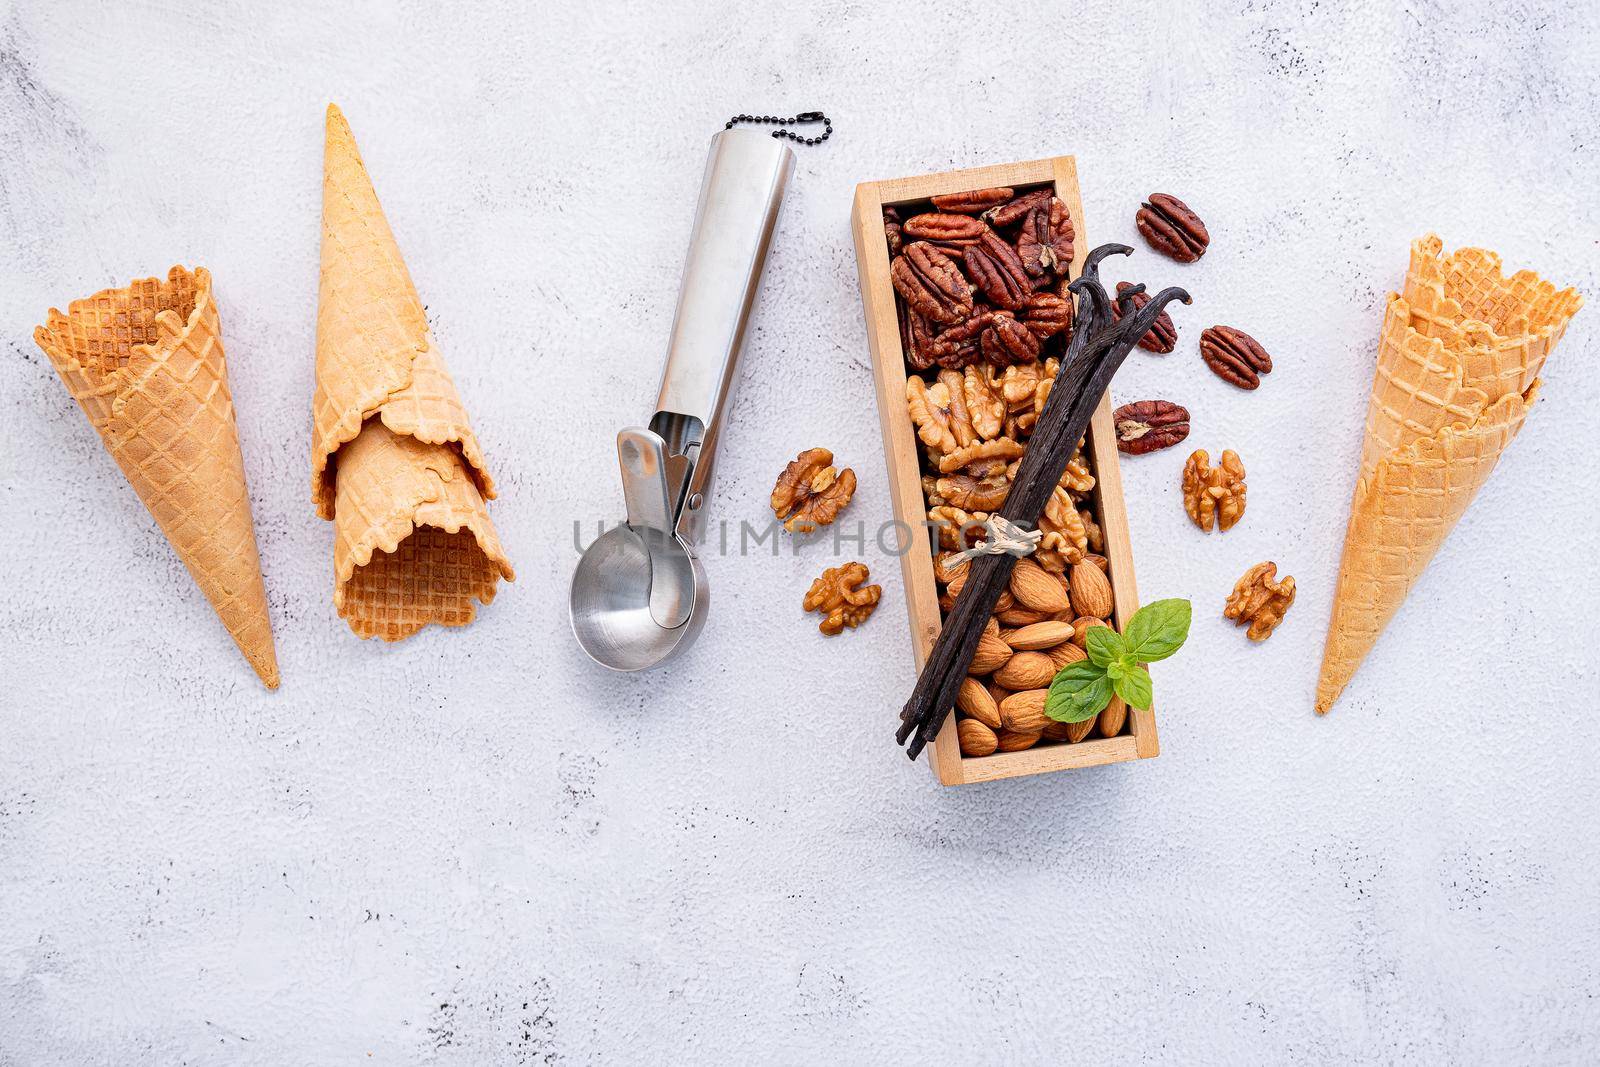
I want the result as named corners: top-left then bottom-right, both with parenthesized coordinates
top-left (772, 448), bottom-right (857, 533)
top-left (980, 312), bottom-right (1042, 367)
top-left (890, 242), bottom-right (972, 324)
top-left (1017, 197), bottom-right (1074, 276)
top-left (900, 305), bottom-right (938, 371)
top-left (983, 188), bottom-right (1052, 229)
top-left (1017, 292), bottom-right (1072, 339)
top-left (803, 561), bottom-right (881, 636)
top-left (1224, 561), bottom-right (1296, 641)
top-left (883, 207), bottom-right (903, 257)
top-left (1113, 400), bottom-right (1191, 455)
top-left (1181, 448), bottom-right (1246, 532)
top-left (931, 187), bottom-right (1013, 214)
top-left (1200, 325), bottom-right (1273, 389)
top-left (1110, 281), bottom-right (1177, 353)
top-left (902, 212), bottom-right (985, 246)
top-left (963, 230), bottom-right (1031, 310)
top-left (1135, 193), bottom-right (1209, 262)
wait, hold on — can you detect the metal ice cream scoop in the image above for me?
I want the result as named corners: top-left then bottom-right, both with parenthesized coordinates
top-left (570, 128), bottom-right (793, 671)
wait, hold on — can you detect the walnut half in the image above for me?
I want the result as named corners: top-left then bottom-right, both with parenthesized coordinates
top-left (1224, 561), bottom-right (1295, 640)
top-left (1182, 448), bottom-right (1246, 532)
top-left (803, 562), bottom-right (882, 636)
top-left (771, 447), bottom-right (856, 533)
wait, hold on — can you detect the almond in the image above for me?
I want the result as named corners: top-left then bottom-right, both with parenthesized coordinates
top-left (956, 677), bottom-right (1002, 730)
top-left (993, 589), bottom-right (1015, 613)
top-left (1065, 715), bottom-right (1098, 743)
top-left (993, 651), bottom-right (1056, 691)
top-left (1046, 642), bottom-right (1087, 670)
top-left (996, 605), bottom-right (1053, 627)
top-left (1010, 558), bottom-right (1073, 614)
top-left (957, 718), bottom-right (999, 757)
top-left (996, 729), bottom-right (1041, 752)
top-left (1071, 616), bottom-right (1110, 647)
top-left (1041, 720), bottom-right (1074, 741)
top-left (999, 688), bottom-right (1051, 733)
top-left (1005, 620), bottom-right (1075, 651)
top-left (1068, 561), bottom-right (1114, 619)
top-left (984, 616), bottom-right (1000, 638)
top-left (1083, 552), bottom-right (1110, 573)
top-left (1098, 695), bottom-right (1128, 737)
top-left (969, 632), bottom-right (1013, 675)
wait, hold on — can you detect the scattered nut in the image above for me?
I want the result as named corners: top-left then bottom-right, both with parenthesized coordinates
top-left (958, 718), bottom-right (999, 757)
top-left (772, 448), bottom-right (857, 533)
top-left (1224, 561), bottom-right (1296, 640)
top-left (802, 562), bottom-right (881, 635)
top-left (1114, 400), bottom-right (1191, 455)
top-left (1135, 192), bottom-right (1209, 262)
top-left (1181, 448), bottom-right (1247, 532)
top-left (1200, 325), bottom-right (1273, 390)
top-left (1111, 281), bottom-right (1178, 352)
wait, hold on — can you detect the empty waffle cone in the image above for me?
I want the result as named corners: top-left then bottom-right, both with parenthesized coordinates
top-left (34, 266), bottom-right (279, 687)
top-left (1316, 236), bottom-right (1580, 714)
top-left (314, 104), bottom-right (512, 639)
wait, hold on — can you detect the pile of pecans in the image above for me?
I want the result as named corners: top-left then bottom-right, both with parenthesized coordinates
top-left (886, 184), bottom-right (1128, 753)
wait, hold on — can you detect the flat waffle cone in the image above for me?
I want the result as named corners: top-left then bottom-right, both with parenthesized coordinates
top-left (314, 104), bottom-right (512, 639)
top-left (34, 267), bottom-right (279, 687)
top-left (1316, 236), bottom-right (1581, 714)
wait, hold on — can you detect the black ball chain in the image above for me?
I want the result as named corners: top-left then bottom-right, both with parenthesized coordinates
top-left (724, 110), bottom-right (832, 146)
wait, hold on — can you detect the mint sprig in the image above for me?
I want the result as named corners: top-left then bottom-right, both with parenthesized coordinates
top-left (1044, 598), bottom-right (1191, 724)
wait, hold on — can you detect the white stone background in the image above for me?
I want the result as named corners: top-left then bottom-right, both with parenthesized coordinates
top-left (1, 0), bottom-right (1597, 1061)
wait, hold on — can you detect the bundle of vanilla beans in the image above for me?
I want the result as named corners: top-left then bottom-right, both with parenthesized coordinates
top-left (897, 244), bottom-right (1190, 760)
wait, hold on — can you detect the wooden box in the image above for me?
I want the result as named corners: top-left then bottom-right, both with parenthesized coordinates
top-left (851, 157), bottom-right (1160, 786)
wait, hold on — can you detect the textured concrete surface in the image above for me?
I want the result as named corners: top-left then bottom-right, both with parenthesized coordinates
top-left (2, 0), bottom-right (1598, 1062)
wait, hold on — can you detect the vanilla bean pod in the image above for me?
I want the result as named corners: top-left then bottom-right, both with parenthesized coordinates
top-left (893, 249), bottom-right (1122, 739)
top-left (897, 252), bottom-right (1189, 759)
top-left (905, 283), bottom-right (1191, 757)
top-left (895, 246), bottom-right (1129, 751)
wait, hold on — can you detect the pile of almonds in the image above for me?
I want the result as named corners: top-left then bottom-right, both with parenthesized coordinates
top-left (950, 557), bottom-right (1121, 756)
top-left (885, 184), bottom-right (1133, 755)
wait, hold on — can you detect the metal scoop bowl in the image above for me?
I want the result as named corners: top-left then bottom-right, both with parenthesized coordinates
top-left (570, 128), bottom-right (792, 671)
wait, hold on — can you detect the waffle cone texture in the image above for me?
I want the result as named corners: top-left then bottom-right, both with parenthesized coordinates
top-left (314, 104), bottom-right (512, 640)
top-left (1316, 236), bottom-right (1581, 713)
top-left (34, 267), bottom-right (280, 687)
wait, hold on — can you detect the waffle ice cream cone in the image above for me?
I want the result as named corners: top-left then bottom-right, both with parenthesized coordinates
top-left (314, 104), bottom-right (512, 640)
top-left (34, 266), bottom-right (280, 687)
top-left (1316, 236), bottom-right (1581, 713)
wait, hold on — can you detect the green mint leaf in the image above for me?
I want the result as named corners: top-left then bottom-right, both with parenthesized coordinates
top-left (1085, 625), bottom-right (1125, 668)
top-left (1044, 662), bottom-right (1113, 723)
top-left (1112, 665), bottom-right (1154, 710)
top-left (1122, 598), bottom-right (1192, 663)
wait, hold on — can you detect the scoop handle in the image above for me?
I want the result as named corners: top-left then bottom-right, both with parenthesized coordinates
top-left (654, 129), bottom-right (794, 447)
